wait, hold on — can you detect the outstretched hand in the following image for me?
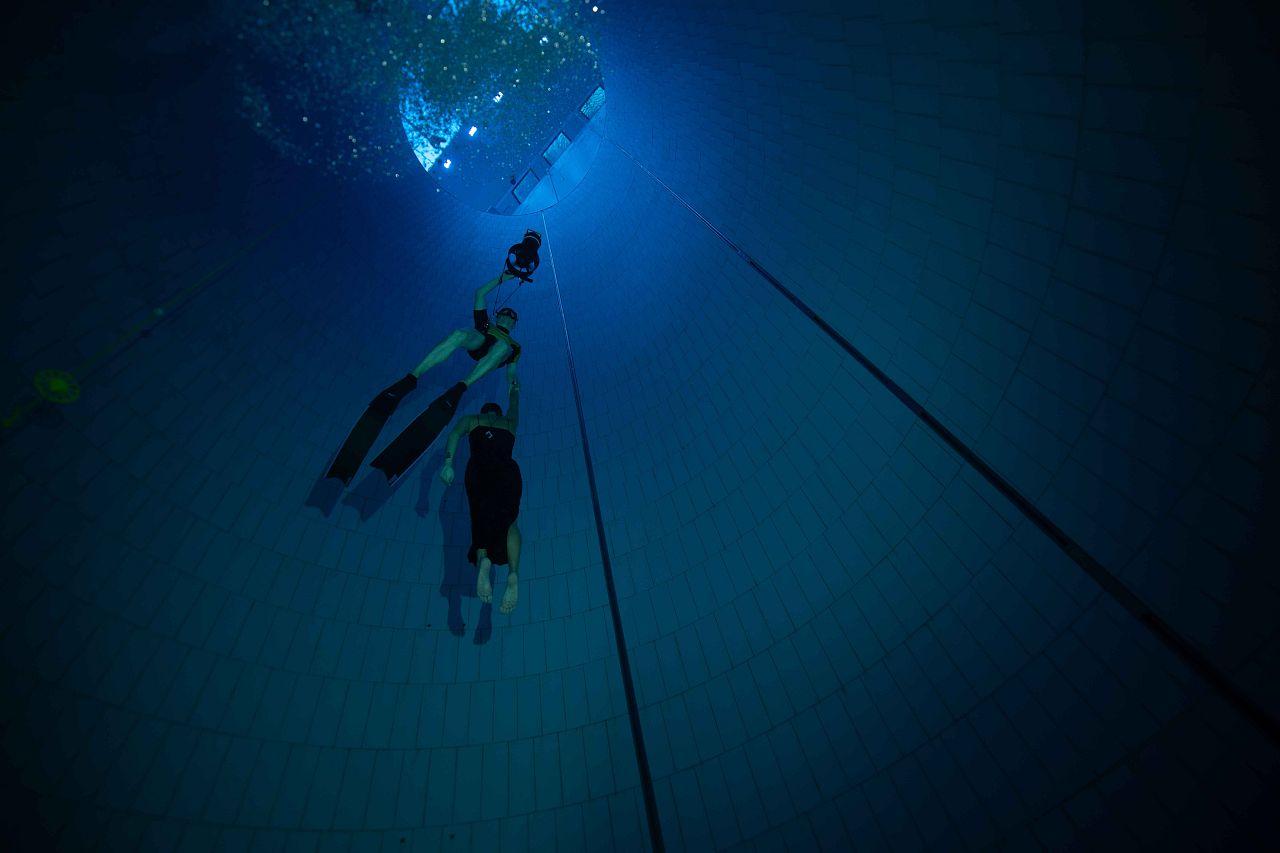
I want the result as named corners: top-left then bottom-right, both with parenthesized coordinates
top-left (439, 464), bottom-right (455, 486)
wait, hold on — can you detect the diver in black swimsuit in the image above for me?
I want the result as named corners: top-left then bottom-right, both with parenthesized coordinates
top-left (439, 363), bottom-right (523, 614)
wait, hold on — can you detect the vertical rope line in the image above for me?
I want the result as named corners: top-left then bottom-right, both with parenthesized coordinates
top-left (539, 212), bottom-right (668, 852)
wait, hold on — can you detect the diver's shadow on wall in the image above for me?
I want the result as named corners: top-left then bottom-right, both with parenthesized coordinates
top-left (339, 470), bottom-right (400, 520)
top-left (305, 450), bottom-right (446, 520)
top-left (304, 475), bottom-right (343, 516)
top-left (335, 449), bottom-right (443, 521)
top-left (437, 484), bottom-right (493, 645)
top-left (304, 464), bottom-right (394, 519)
top-left (305, 450), bottom-right (493, 644)
top-left (413, 451), bottom-right (443, 517)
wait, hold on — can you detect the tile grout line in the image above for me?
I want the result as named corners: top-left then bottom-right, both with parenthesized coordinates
top-left (605, 137), bottom-right (1280, 749)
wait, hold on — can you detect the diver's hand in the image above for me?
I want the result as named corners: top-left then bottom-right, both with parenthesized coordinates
top-left (439, 464), bottom-right (455, 486)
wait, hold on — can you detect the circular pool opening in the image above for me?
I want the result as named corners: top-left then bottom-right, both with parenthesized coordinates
top-left (234, 0), bottom-right (606, 213)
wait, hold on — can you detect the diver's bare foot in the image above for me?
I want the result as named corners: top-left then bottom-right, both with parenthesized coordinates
top-left (499, 573), bottom-right (519, 614)
top-left (477, 556), bottom-right (492, 604)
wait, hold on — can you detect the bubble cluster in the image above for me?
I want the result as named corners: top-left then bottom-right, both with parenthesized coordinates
top-left (233, 0), bottom-right (601, 180)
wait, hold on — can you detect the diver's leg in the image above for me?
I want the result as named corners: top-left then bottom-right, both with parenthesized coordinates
top-left (460, 341), bottom-right (512, 387)
top-left (476, 549), bottom-right (493, 604)
top-left (500, 523), bottom-right (521, 614)
top-left (412, 328), bottom-right (486, 378)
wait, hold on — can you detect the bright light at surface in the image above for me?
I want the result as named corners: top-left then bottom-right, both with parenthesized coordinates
top-left (400, 96), bottom-right (461, 172)
top-left (393, 0), bottom-right (605, 203)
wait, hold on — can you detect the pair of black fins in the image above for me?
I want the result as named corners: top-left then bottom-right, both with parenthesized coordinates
top-left (326, 374), bottom-right (468, 486)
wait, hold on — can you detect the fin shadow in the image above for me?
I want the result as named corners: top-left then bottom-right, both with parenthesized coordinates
top-left (340, 466), bottom-right (407, 521)
top-left (304, 475), bottom-right (343, 516)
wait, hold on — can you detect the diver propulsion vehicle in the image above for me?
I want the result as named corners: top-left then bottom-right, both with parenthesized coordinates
top-left (504, 229), bottom-right (541, 282)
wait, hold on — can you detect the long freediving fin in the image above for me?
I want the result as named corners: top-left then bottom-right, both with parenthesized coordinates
top-left (326, 373), bottom-right (418, 485)
top-left (369, 381), bottom-right (467, 485)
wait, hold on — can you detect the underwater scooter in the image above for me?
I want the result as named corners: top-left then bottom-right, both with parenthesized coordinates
top-left (504, 228), bottom-right (541, 282)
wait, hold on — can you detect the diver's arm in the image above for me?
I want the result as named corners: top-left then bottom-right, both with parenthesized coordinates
top-left (444, 415), bottom-right (475, 464)
top-left (506, 377), bottom-right (520, 431)
top-left (473, 272), bottom-right (511, 311)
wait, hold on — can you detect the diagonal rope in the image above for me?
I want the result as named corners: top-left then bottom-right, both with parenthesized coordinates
top-left (606, 136), bottom-right (1280, 749)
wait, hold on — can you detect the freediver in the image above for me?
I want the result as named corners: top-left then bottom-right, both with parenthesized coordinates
top-left (325, 270), bottom-right (524, 485)
top-left (438, 361), bottom-right (524, 614)
top-left (326, 230), bottom-right (539, 485)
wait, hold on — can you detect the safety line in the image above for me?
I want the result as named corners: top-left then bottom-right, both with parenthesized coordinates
top-left (607, 140), bottom-right (1280, 748)
top-left (540, 212), bottom-right (668, 852)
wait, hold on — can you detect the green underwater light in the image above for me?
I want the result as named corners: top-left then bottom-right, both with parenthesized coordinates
top-left (1, 369), bottom-right (81, 430)
top-left (33, 369), bottom-right (81, 405)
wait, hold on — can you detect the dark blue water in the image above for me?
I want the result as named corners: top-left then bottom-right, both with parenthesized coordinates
top-left (2, 0), bottom-right (1277, 850)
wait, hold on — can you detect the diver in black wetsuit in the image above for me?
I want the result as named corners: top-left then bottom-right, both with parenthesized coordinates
top-left (439, 362), bottom-right (523, 614)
